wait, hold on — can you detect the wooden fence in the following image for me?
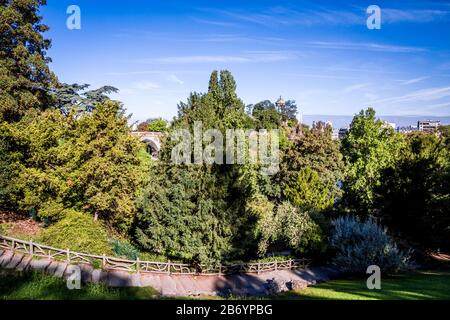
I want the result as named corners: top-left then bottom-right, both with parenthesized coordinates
top-left (0, 234), bottom-right (310, 275)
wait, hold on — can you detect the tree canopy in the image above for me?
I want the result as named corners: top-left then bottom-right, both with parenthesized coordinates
top-left (0, 0), bottom-right (57, 122)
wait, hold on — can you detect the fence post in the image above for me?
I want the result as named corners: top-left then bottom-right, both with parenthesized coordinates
top-left (29, 239), bottom-right (34, 257)
top-left (102, 254), bottom-right (106, 269)
top-left (257, 262), bottom-right (260, 274)
top-left (66, 248), bottom-right (70, 263)
top-left (218, 264), bottom-right (222, 276)
top-left (167, 260), bottom-right (171, 275)
top-left (136, 257), bottom-right (140, 273)
top-left (289, 259), bottom-right (292, 269)
top-left (275, 260), bottom-right (278, 271)
top-left (11, 239), bottom-right (15, 252)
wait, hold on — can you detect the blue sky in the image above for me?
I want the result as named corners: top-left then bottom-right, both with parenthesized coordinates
top-left (41, 0), bottom-right (450, 122)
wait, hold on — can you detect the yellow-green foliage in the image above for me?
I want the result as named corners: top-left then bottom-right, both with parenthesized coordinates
top-left (38, 210), bottom-right (113, 255)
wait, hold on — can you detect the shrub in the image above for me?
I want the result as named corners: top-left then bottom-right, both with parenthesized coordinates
top-left (330, 216), bottom-right (410, 273)
top-left (38, 210), bottom-right (113, 256)
top-left (112, 239), bottom-right (139, 260)
top-left (254, 201), bottom-right (325, 256)
top-left (275, 202), bottom-right (324, 254)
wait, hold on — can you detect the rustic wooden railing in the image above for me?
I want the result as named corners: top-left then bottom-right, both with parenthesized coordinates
top-left (0, 234), bottom-right (310, 275)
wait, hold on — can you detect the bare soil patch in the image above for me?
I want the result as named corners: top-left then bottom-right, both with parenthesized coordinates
top-left (0, 211), bottom-right (43, 238)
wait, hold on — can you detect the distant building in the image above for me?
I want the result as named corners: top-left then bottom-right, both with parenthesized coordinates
top-left (397, 125), bottom-right (418, 134)
top-left (418, 120), bottom-right (440, 133)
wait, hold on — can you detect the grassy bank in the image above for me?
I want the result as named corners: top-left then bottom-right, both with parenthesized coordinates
top-left (0, 269), bottom-right (158, 300)
top-left (1, 268), bottom-right (450, 300)
top-left (278, 270), bottom-right (450, 300)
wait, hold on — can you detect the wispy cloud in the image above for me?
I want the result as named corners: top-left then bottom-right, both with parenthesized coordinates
top-left (191, 18), bottom-right (238, 27)
top-left (364, 93), bottom-right (378, 101)
top-left (166, 74), bottom-right (184, 85)
top-left (374, 86), bottom-right (450, 104)
top-left (211, 7), bottom-right (363, 26)
top-left (200, 34), bottom-right (285, 44)
top-left (343, 83), bottom-right (369, 93)
top-left (284, 72), bottom-right (362, 80)
top-left (206, 6), bottom-right (450, 28)
top-left (382, 9), bottom-right (450, 23)
top-left (106, 71), bottom-right (161, 76)
top-left (139, 51), bottom-right (296, 64)
top-left (396, 76), bottom-right (429, 85)
top-left (133, 81), bottom-right (161, 90)
top-left (303, 41), bottom-right (426, 53)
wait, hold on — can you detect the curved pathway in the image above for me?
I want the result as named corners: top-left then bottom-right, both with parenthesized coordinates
top-left (0, 248), bottom-right (340, 297)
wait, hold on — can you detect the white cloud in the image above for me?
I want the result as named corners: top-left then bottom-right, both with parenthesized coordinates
top-left (374, 86), bottom-right (450, 104)
top-left (106, 71), bottom-right (161, 76)
top-left (140, 51), bottom-right (296, 64)
top-left (343, 83), bottom-right (369, 93)
top-left (364, 93), bottom-right (378, 101)
top-left (209, 6), bottom-right (450, 27)
top-left (192, 18), bottom-right (238, 27)
top-left (383, 9), bottom-right (450, 23)
top-left (304, 41), bottom-right (426, 53)
top-left (166, 74), bottom-right (184, 84)
top-left (397, 76), bottom-right (429, 85)
top-left (133, 81), bottom-right (161, 90)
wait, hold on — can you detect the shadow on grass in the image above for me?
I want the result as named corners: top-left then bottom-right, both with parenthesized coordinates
top-left (0, 269), bottom-right (158, 300)
top-left (275, 271), bottom-right (450, 300)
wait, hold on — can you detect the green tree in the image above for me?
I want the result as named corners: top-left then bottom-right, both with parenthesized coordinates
top-left (282, 100), bottom-right (298, 121)
top-left (279, 125), bottom-right (344, 213)
top-left (146, 118), bottom-right (168, 132)
top-left (376, 132), bottom-right (450, 250)
top-left (135, 70), bottom-right (269, 263)
top-left (251, 200), bottom-right (324, 256)
top-left (0, 0), bottom-right (57, 122)
top-left (250, 100), bottom-right (281, 130)
top-left (50, 83), bottom-right (119, 114)
top-left (12, 101), bottom-right (143, 233)
top-left (341, 108), bottom-right (405, 214)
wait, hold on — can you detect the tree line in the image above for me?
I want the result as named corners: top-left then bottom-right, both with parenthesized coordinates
top-left (1, 0), bottom-right (449, 267)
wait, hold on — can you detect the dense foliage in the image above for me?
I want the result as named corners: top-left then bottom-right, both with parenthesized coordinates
top-left (38, 210), bottom-right (113, 255)
top-left (136, 118), bottom-right (168, 132)
top-left (341, 108), bottom-right (405, 214)
top-left (0, 0), bottom-right (57, 122)
top-left (1, 102), bottom-right (144, 232)
top-left (1, 0), bottom-right (449, 272)
top-left (376, 132), bottom-right (450, 250)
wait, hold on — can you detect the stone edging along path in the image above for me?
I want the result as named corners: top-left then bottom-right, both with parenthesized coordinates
top-left (0, 248), bottom-right (340, 297)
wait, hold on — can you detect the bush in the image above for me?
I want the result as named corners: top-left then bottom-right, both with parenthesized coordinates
top-left (330, 216), bottom-right (410, 273)
top-left (112, 239), bottom-right (139, 260)
top-left (38, 210), bottom-right (113, 256)
top-left (275, 202), bottom-right (325, 254)
top-left (254, 201), bottom-right (325, 256)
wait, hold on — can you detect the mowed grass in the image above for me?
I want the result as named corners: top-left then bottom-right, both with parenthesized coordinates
top-left (0, 269), bottom-right (158, 300)
top-left (1, 268), bottom-right (450, 300)
top-left (277, 270), bottom-right (450, 300)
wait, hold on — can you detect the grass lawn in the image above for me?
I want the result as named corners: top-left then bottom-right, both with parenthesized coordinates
top-left (278, 270), bottom-right (450, 300)
top-left (0, 269), bottom-right (158, 300)
top-left (1, 268), bottom-right (450, 300)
